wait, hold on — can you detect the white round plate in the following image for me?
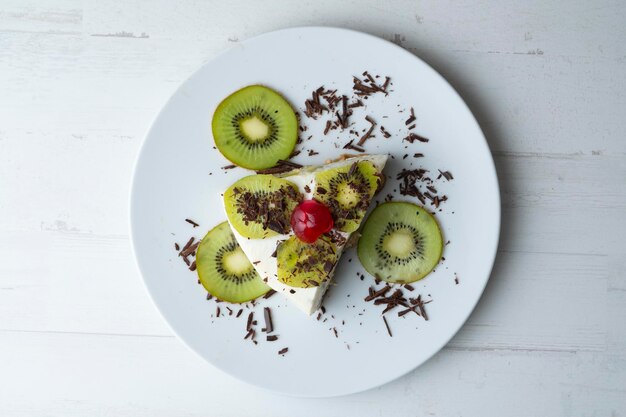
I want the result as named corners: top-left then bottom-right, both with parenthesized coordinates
top-left (130, 27), bottom-right (500, 397)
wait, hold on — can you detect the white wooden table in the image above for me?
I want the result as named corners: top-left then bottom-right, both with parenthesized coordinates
top-left (1, 1), bottom-right (625, 415)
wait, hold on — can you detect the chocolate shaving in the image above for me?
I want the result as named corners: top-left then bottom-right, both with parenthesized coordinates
top-left (255, 165), bottom-right (295, 175)
top-left (397, 168), bottom-right (435, 206)
top-left (403, 133), bottom-right (429, 143)
top-left (348, 99), bottom-right (364, 108)
top-left (405, 107), bottom-right (416, 125)
top-left (236, 309), bottom-right (243, 318)
top-left (307, 149), bottom-right (319, 156)
top-left (413, 153), bottom-right (424, 158)
top-left (364, 285), bottom-right (391, 301)
top-left (303, 86), bottom-right (329, 119)
top-left (221, 164), bottom-right (236, 170)
top-left (383, 316), bottom-right (392, 337)
top-left (263, 289), bottom-right (276, 299)
top-left (324, 120), bottom-right (332, 135)
top-left (180, 241), bottom-right (200, 258)
top-left (411, 295), bottom-right (430, 321)
top-left (398, 307), bottom-right (415, 317)
top-left (229, 184), bottom-right (300, 235)
top-left (180, 237), bottom-right (194, 255)
top-left (343, 140), bottom-right (365, 153)
top-left (356, 116), bottom-right (376, 147)
top-left (174, 243), bottom-right (180, 251)
top-left (325, 229), bottom-right (347, 246)
top-left (437, 170), bottom-right (454, 181)
top-left (246, 312), bottom-right (254, 331)
top-left (255, 159), bottom-right (302, 175)
top-left (216, 307), bottom-right (221, 317)
top-left (266, 335), bottom-right (278, 342)
top-left (342, 140), bottom-right (353, 149)
top-left (380, 126), bottom-right (391, 138)
top-left (263, 307), bottom-right (273, 334)
top-left (278, 347), bottom-right (289, 355)
top-left (189, 261), bottom-right (196, 271)
top-left (185, 218), bottom-right (199, 227)
top-left (353, 72), bottom-right (390, 96)
top-left (277, 159), bottom-right (302, 169)
top-left (348, 161), bottom-right (358, 177)
top-left (381, 77), bottom-right (391, 91)
top-left (340, 95), bottom-right (349, 128)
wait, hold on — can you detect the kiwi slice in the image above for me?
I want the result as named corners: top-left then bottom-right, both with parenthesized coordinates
top-left (357, 202), bottom-right (443, 283)
top-left (223, 174), bottom-right (302, 239)
top-left (196, 222), bottom-right (270, 302)
top-left (314, 161), bottom-right (381, 232)
top-left (277, 236), bottom-right (338, 288)
top-left (212, 85), bottom-right (298, 170)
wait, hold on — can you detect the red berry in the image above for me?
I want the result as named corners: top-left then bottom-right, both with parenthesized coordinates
top-left (290, 200), bottom-right (334, 243)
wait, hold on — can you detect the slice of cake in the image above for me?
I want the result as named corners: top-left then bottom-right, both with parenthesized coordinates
top-left (222, 154), bottom-right (387, 315)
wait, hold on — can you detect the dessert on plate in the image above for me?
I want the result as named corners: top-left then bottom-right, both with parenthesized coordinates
top-left (223, 154), bottom-right (387, 314)
top-left (193, 83), bottom-right (443, 318)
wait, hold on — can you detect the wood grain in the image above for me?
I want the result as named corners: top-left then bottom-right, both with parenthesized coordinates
top-left (1, 0), bottom-right (625, 415)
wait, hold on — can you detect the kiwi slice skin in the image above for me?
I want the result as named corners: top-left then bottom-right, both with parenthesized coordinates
top-left (277, 236), bottom-right (338, 288)
top-left (314, 161), bottom-right (380, 233)
top-left (212, 85), bottom-right (298, 170)
top-left (223, 174), bottom-right (302, 239)
top-left (196, 222), bottom-right (270, 303)
top-left (357, 202), bottom-right (443, 283)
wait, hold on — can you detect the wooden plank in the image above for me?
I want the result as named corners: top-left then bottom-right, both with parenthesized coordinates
top-left (0, 330), bottom-right (624, 416)
top-left (1, 0), bottom-right (625, 415)
top-left (450, 250), bottom-right (609, 352)
top-left (0, 0), bottom-right (82, 34)
top-left (0, 231), bottom-right (170, 337)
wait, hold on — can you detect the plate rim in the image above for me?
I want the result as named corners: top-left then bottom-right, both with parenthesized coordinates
top-left (129, 25), bottom-right (501, 398)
